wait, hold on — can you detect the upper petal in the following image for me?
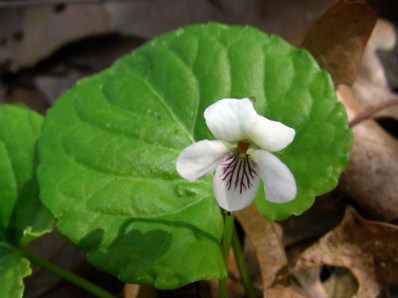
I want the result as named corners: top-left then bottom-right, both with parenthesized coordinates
top-left (204, 98), bottom-right (258, 142)
top-left (176, 140), bottom-right (229, 181)
top-left (212, 152), bottom-right (260, 211)
top-left (255, 150), bottom-right (297, 203)
top-left (250, 115), bottom-right (295, 152)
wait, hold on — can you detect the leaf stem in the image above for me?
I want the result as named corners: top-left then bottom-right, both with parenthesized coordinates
top-left (20, 248), bottom-right (116, 298)
top-left (232, 225), bottom-right (256, 298)
top-left (218, 212), bottom-right (234, 298)
top-left (0, 240), bottom-right (19, 252)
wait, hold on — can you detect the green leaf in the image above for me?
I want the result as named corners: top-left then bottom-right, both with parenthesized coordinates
top-left (39, 73), bottom-right (225, 289)
top-left (0, 105), bottom-right (53, 245)
top-left (38, 23), bottom-right (351, 288)
top-left (0, 104), bottom-right (53, 296)
top-left (0, 246), bottom-right (31, 298)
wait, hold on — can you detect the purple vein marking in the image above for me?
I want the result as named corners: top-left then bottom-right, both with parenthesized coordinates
top-left (221, 152), bottom-right (258, 194)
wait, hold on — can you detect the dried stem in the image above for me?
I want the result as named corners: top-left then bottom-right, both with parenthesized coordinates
top-left (349, 98), bottom-right (398, 128)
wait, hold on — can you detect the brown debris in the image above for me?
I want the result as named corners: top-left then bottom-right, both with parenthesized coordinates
top-left (302, 0), bottom-right (377, 85)
top-left (294, 207), bottom-right (398, 297)
top-left (337, 85), bottom-right (398, 220)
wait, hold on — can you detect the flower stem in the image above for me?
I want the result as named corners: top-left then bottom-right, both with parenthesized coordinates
top-left (218, 212), bottom-right (234, 298)
top-left (20, 248), bottom-right (116, 298)
top-left (232, 225), bottom-right (256, 298)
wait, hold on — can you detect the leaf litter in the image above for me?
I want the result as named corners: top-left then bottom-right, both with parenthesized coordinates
top-left (2, 0), bottom-right (398, 297)
top-left (294, 208), bottom-right (398, 298)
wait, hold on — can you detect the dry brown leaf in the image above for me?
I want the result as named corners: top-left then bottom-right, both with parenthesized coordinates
top-left (302, 0), bottom-right (377, 85)
top-left (265, 286), bottom-right (309, 298)
top-left (236, 205), bottom-right (287, 289)
top-left (337, 85), bottom-right (398, 220)
top-left (210, 0), bottom-right (337, 46)
top-left (355, 20), bottom-right (396, 89)
top-left (3, 4), bottom-right (109, 66)
top-left (352, 19), bottom-right (398, 120)
top-left (106, 0), bottom-right (337, 46)
top-left (294, 207), bottom-right (398, 298)
top-left (0, 0), bottom-right (346, 68)
top-left (236, 205), bottom-right (307, 297)
top-left (124, 284), bottom-right (157, 298)
top-left (105, 0), bottom-right (229, 39)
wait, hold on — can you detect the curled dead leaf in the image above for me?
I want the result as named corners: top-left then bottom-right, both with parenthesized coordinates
top-left (236, 205), bottom-right (287, 290)
top-left (302, 0), bottom-right (377, 85)
top-left (236, 205), bottom-right (307, 297)
top-left (352, 19), bottom-right (398, 120)
top-left (337, 85), bottom-right (398, 220)
top-left (294, 207), bottom-right (398, 298)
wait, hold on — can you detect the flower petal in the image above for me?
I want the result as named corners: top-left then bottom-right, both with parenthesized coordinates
top-left (176, 140), bottom-right (228, 181)
top-left (204, 98), bottom-right (258, 142)
top-left (213, 152), bottom-right (260, 211)
top-left (250, 115), bottom-right (295, 152)
top-left (255, 150), bottom-right (297, 203)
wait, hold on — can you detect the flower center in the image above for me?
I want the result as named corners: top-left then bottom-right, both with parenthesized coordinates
top-left (238, 141), bottom-right (250, 154)
top-left (220, 150), bottom-right (258, 194)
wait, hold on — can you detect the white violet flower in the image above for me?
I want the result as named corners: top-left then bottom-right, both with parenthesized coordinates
top-left (176, 98), bottom-right (297, 212)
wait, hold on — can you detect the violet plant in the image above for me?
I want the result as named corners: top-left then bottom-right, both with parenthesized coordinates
top-left (0, 23), bottom-right (351, 297)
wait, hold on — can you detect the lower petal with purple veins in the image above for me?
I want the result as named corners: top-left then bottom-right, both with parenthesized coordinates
top-left (213, 152), bottom-right (260, 211)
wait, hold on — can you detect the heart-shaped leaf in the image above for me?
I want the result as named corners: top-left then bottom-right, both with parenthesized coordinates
top-left (0, 104), bottom-right (53, 297)
top-left (38, 23), bottom-right (351, 288)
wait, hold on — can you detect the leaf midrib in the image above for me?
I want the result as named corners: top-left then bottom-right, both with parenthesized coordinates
top-left (139, 74), bottom-right (195, 143)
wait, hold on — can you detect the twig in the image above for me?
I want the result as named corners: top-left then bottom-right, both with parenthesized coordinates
top-left (349, 98), bottom-right (398, 128)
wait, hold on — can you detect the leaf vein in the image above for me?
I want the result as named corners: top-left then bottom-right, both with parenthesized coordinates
top-left (140, 72), bottom-right (195, 143)
top-left (71, 99), bottom-right (180, 153)
top-left (164, 43), bottom-right (201, 136)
